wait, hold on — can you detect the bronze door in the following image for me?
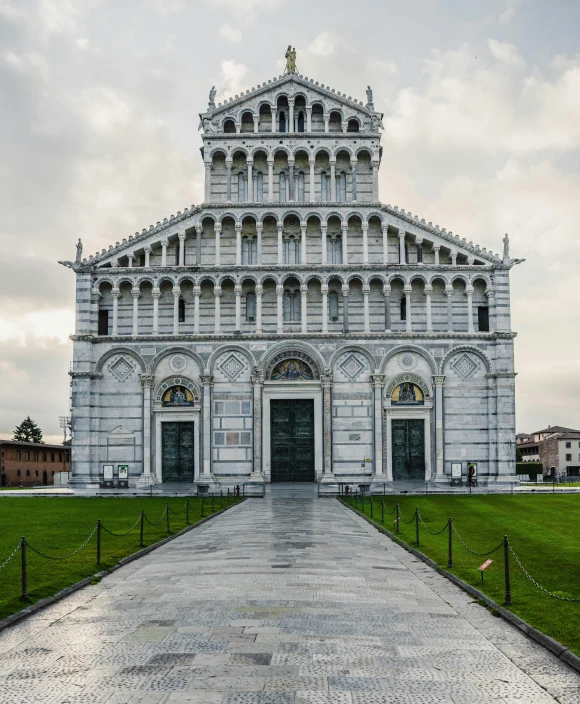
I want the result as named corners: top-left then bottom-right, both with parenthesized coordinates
top-left (271, 399), bottom-right (315, 482)
top-left (162, 422), bottom-right (195, 482)
top-left (391, 419), bottom-right (425, 481)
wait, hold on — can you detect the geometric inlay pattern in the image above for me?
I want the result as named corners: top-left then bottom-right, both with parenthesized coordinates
top-left (451, 353), bottom-right (479, 380)
top-left (109, 356), bottom-right (135, 382)
top-left (217, 353), bottom-right (247, 381)
top-left (338, 352), bottom-right (366, 381)
top-left (169, 354), bottom-right (187, 373)
top-left (397, 352), bottom-right (417, 370)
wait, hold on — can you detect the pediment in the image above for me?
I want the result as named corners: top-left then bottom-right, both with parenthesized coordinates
top-left (108, 425), bottom-right (134, 436)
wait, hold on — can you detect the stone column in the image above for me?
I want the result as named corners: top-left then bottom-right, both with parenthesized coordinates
top-left (235, 223), bottom-right (242, 265)
top-left (320, 369), bottom-right (335, 482)
top-left (351, 157), bottom-right (357, 201)
top-left (306, 106), bottom-right (312, 132)
top-left (372, 160), bottom-right (379, 199)
top-left (404, 285), bottom-right (412, 333)
top-left (321, 284), bottom-right (328, 333)
top-left (271, 108), bottom-right (277, 132)
top-left (215, 223), bottom-right (221, 266)
top-left (200, 375), bottom-right (214, 478)
top-left (173, 289), bottom-right (180, 335)
top-left (416, 238), bottom-right (423, 264)
top-left (256, 284), bottom-right (263, 333)
top-left (321, 224), bottom-right (328, 264)
top-left (90, 288), bottom-right (101, 334)
top-left (433, 375), bottom-right (446, 482)
top-left (127, 254), bottom-right (134, 268)
top-left (256, 223), bottom-right (263, 264)
top-left (235, 285), bottom-right (242, 331)
top-left (451, 250), bottom-right (458, 266)
top-left (246, 160), bottom-right (253, 202)
top-left (152, 288), bottom-right (160, 335)
top-left (372, 375), bottom-right (385, 479)
top-left (161, 240), bottom-right (168, 267)
top-left (144, 247), bottom-right (151, 267)
top-left (301, 284), bottom-right (308, 333)
top-left (111, 288), bottom-right (120, 335)
top-left (308, 158), bottom-right (315, 201)
top-left (384, 288), bottom-right (391, 332)
top-left (131, 290), bottom-right (140, 336)
top-left (178, 232), bottom-right (185, 267)
top-left (466, 285), bottom-right (474, 332)
top-left (486, 288), bottom-right (496, 332)
top-left (288, 98), bottom-right (295, 132)
top-left (445, 287), bottom-right (454, 332)
top-left (301, 223), bottom-right (307, 264)
top-left (425, 285), bottom-right (433, 332)
top-left (204, 161), bottom-right (211, 202)
top-left (193, 286), bottom-right (200, 333)
top-left (362, 222), bottom-right (369, 264)
top-left (253, 115), bottom-right (259, 133)
top-left (235, 122), bottom-right (241, 134)
top-left (276, 284), bottom-right (284, 333)
top-left (342, 120), bottom-right (348, 133)
top-left (138, 374), bottom-right (155, 486)
top-left (214, 288), bottom-right (222, 334)
top-left (277, 224), bottom-right (284, 264)
top-left (433, 245), bottom-right (440, 265)
top-left (226, 159), bottom-right (232, 202)
top-left (341, 224), bottom-right (348, 265)
top-left (324, 113), bottom-right (330, 132)
top-left (250, 373), bottom-right (265, 480)
top-left (382, 225), bottom-right (389, 264)
top-left (195, 226), bottom-right (202, 266)
top-left (330, 159), bottom-right (337, 200)
top-left (363, 285), bottom-right (370, 333)
top-left (267, 159), bottom-right (274, 201)
top-left (342, 285), bottom-right (349, 333)
top-left (399, 231), bottom-right (406, 264)
top-left (288, 158), bottom-right (295, 200)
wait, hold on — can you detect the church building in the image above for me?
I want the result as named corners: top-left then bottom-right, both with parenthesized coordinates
top-left (62, 51), bottom-right (520, 489)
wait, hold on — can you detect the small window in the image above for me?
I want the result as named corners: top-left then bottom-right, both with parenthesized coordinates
top-left (17, 469), bottom-right (21, 477)
top-left (34, 451), bottom-right (38, 461)
top-left (566, 442), bottom-right (572, 449)
top-left (400, 296), bottom-right (407, 321)
top-left (328, 291), bottom-right (339, 321)
top-left (214, 402), bottom-right (224, 415)
top-left (478, 306), bottom-right (490, 332)
top-left (98, 310), bottom-right (109, 335)
top-left (178, 299), bottom-right (185, 323)
top-left (566, 454), bottom-right (572, 462)
top-left (43, 452), bottom-right (47, 461)
top-left (51, 471), bottom-right (54, 477)
top-left (26, 470), bottom-right (30, 476)
top-left (246, 292), bottom-right (256, 322)
top-left (139, 254), bottom-right (145, 267)
top-left (34, 470), bottom-right (38, 477)
top-left (279, 110), bottom-right (286, 132)
top-left (297, 111), bottom-right (305, 132)
top-left (25, 451), bottom-right (30, 461)
top-left (58, 453), bottom-right (63, 462)
top-left (50, 453), bottom-right (55, 462)
top-left (16, 451), bottom-right (21, 461)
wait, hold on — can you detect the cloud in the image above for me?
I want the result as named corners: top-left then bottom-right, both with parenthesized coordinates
top-left (209, 0), bottom-right (284, 23)
top-left (488, 38), bottom-right (526, 67)
top-left (499, 0), bottom-right (523, 24)
top-left (218, 23), bottom-right (241, 43)
top-left (215, 59), bottom-right (253, 100)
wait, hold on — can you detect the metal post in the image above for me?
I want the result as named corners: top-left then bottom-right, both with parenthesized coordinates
top-left (140, 511), bottom-right (144, 547)
top-left (211, 493), bottom-right (214, 512)
top-left (504, 535), bottom-right (511, 605)
top-left (447, 518), bottom-right (453, 568)
top-left (186, 500), bottom-right (189, 526)
top-left (20, 537), bottom-right (28, 602)
top-left (97, 520), bottom-right (101, 565)
top-left (201, 496), bottom-right (204, 517)
top-left (396, 503), bottom-right (400, 535)
top-left (370, 493), bottom-right (373, 518)
top-left (220, 490), bottom-right (223, 509)
top-left (381, 498), bottom-right (384, 525)
top-left (415, 508), bottom-right (420, 546)
top-left (361, 487), bottom-right (365, 513)
top-left (166, 503), bottom-right (170, 534)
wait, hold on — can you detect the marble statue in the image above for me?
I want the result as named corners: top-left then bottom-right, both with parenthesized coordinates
top-left (503, 233), bottom-right (510, 262)
top-left (366, 86), bottom-right (373, 105)
top-left (200, 116), bottom-right (218, 133)
top-left (285, 46), bottom-right (297, 73)
top-left (208, 85), bottom-right (216, 107)
top-left (75, 239), bottom-right (83, 263)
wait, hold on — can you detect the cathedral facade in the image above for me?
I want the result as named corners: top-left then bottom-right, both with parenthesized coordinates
top-left (64, 58), bottom-right (519, 489)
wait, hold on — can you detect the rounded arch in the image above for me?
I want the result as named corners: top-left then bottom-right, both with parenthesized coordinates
top-left (304, 273), bottom-right (324, 285)
top-left (346, 115), bottom-right (361, 130)
top-left (327, 272), bottom-right (346, 285)
top-left (313, 146), bottom-right (332, 159)
top-left (470, 273), bottom-right (493, 289)
top-left (209, 146), bottom-right (228, 160)
top-left (280, 272), bottom-right (304, 285)
top-left (324, 210), bottom-right (345, 225)
top-left (149, 346), bottom-right (205, 376)
top-left (256, 99), bottom-right (273, 111)
top-left (303, 210), bottom-right (323, 222)
top-left (217, 274), bottom-right (237, 286)
top-left (238, 108), bottom-right (255, 120)
top-left (379, 345), bottom-right (438, 375)
top-left (198, 274), bottom-right (218, 286)
top-left (208, 344), bottom-right (256, 375)
top-left (450, 272), bottom-right (470, 285)
top-left (387, 273), bottom-right (408, 286)
top-left (328, 106), bottom-right (344, 118)
top-left (292, 91), bottom-right (309, 105)
top-left (368, 273), bottom-right (388, 287)
top-left (281, 209), bottom-right (303, 223)
top-left (258, 273), bottom-right (280, 285)
top-left (154, 375), bottom-right (200, 405)
top-left (272, 145), bottom-right (291, 158)
top-left (260, 211), bottom-right (279, 224)
top-left (157, 274), bottom-right (176, 288)
top-left (365, 210), bottom-right (384, 225)
top-left (250, 145), bottom-right (271, 159)
top-left (95, 276), bottom-right (115, 291)
top-left (346, 272), bottom-right (365, 284)
top-left (231, 146), bottom-right (249, 158)
top-left (345, 209), bottom-right (364, 223)
top-left (218, 211), bottom-right (240, 225)
top-left (429, 273), bottom-right (450, 286)
top-left (95, 347), bottom-right (146, 374)
top-left (239, 212), bottom-right (259, 224)
top-left (384, 372), bottom-right (433, 402)
top-left (274, 91), bottom-right (290, 102)
top-left (175, 273), bottom-right (196, 286)
top-left (355, 146), bottom-right (373, 158)
top-left (200, 212), bottom-right (218, 224)
top-left (329, 344), bottom-right (376, 374)
top-left (115, 275), bottom-right (135, 289)
top-left (260, 341), bottom-right (325, 380)
top-left (441, 345), bottom-right (492, 375)
top-left (135, 275), bottom-right (156, 288)
top-left (240, 273), bottom-right (259, 285)
top-left (408, 273), bottom-right (429, 285)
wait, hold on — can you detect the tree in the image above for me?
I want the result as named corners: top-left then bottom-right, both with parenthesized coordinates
top-left (516, 447), bottom-right (523, 462)
top-left (13, 417), bottom-right (43, 444)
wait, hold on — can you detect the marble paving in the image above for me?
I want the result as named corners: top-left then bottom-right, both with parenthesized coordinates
top-left (0, 498), bottom-right (578, 703)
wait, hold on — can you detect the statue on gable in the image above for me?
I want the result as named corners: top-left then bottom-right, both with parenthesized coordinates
top-left (502, 233), bottom-right (510, 263)
top-left (199, 116), bottom-right (218, 133)
top-left (75, 239), bottom-right (83, 263)
top-left (285, 45), bottom-right (297, 74)
top-left (370, 114), bottom-right (384, 132)
top-left (208, 85), bottom-right (216, 108)
top-left (366, 86), bottom-right (374, 107)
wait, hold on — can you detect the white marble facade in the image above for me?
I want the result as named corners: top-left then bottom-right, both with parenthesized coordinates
top-left (64, 64), bottom-right (520, 488)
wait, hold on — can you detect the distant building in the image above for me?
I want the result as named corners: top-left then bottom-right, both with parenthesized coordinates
top-left (0, 441), bottom-right (71, 487)
top-left (517, 426), bottom-right (580, 477)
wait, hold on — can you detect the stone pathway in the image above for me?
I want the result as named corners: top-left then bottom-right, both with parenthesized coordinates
top-left (0, 498), bottom-right (579, 703)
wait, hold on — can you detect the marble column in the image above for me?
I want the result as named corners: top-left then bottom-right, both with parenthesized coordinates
top-left (351, 158), bottom-right (357, 201)
top-left (288, 98), bottom-right (294, 132)
top-left (425, 285), bottom-right (433, 332)
top-left (200, 375), bottom-right (214, 479)
top-left (255, 284), bottom-right (263, 333)
top-left (321, 224), bottom-right (328, 264)
top-left (215, 223), bottom-right (221, 266)
top-left (204, 162), bottom-right (211, 202)
top-left (226, 159), bottom-right (232, 202)
top-left (309, 158), bottom-right (315, 201)
top-left (138, 374), bottom-right (155, 485)
top-left (247, 160), bottom-right (253, 202)
top-left (111, 288), bottom-right (120, 335)
top-left (178, 232), bottom-right (185, 267)
top-left (363, 285), bottom-right (370, 333)
top-left (235, 122), bottom-right (241, 134)
top-left (300, 284), bottom-right (308, 333)
top-left (341, 224), bottom-right (348, 265)
top-left (321, 285), bottom-right (328, 333)
top-left (152, 288), bottom-right (160, 335)
top-left (486, 288), bottom-right (496, 332)
top-left (330, 159), bottom-right (337, 200)
top-left (466, 285), bottom-right (475, 332)
top-left (235, 224), bottom-right (242, 265)
top-left (342, 286), bottom-right (349, 333)
top-left (399, 232), bottom-right (406, 264)
top-left (404, 285), bottom-right (412, 333)
top-left (235, 285), bottom-right (242, 331)
top-left (382, 225), bottom-right (389, 264)
top-left (301, 223), bottom-right (307, 264)
top-left (276, 284), bottom-right (284, 333)
top-left (288, 159), bottom-right (295, 200)
top-left (416, 238), bottom-right (423, 264)
top-left (91, 288), bottom-right (101, 334)
top-left (320, 369), bottom-right (335, 482)
top-left (250, 373), bottom-right (265, 480)
top-left (362, 222), bottom-right (369, 264)
top-left (306, 106), bottom-right (312, 132)
top-left (214, 288), bottom-right (222, 334)
top-left (127, 254), bottom-right (134, 268)
top-left (131, 290), bottom-right (140, 336)
top-left (324, 113), bottom-right (330, 132)
top-left (372, 160), bottom-right (379, 200)
top-left (161, 240), bottom-right (168, 267)
top-left (144, 247), bottom-right (151, 267)
top-left (384, 288), bottom-right (391, 332)
top-left (433, 375), bottom-right (446, 481)
top-left (253, 115), bottom-right (259, 133)
top-left (267, 159), bottom-right (274, 201)
top-left (193, 286), bottom-right (200, 333)
top-left (433, 245), bottom-right (440, 265)
top-left (372, 375), bottom-right (385, 479)
top-left (445, 287), bottom-right (454, 332)
top-left (195, 227), bottom-right (202, 266)
top-left (173, 290), bottom-right (180, 335)
top-left (256, 223), bottom-right (263, 264)
top-left (451, 250), bottom-right (458, 266)
top-left (277, 225), bottom-right (283, 264)
top-left (271, 108), bottom-right (277, 132)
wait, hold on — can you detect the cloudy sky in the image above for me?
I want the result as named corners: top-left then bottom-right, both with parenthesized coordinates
top-left (1, 0), bottom-right (579, 443)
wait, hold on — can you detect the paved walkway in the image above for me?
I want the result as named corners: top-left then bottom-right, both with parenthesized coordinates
top-left (0, 499), bottom-right (579, 703)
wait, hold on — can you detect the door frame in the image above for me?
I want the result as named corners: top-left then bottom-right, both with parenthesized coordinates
top-left (270, 398), bottom-right (316, 483)
top-left (154, 411), bottom-right (201, 483)
top-left (262, 382), bottom-right (322, 483)
top-left (385, 408), bottom-right (432, 482)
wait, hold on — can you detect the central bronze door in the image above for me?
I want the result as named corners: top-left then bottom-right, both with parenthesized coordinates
top-left (391, 419), bottom-right (425, 481)
top-left (162, 422), bottom-right (195, 482)
top-left (271, 399), bottom-right (315, 482)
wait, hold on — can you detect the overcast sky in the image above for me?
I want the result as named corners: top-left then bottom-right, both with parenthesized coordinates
top-left (1, 0), bottom-right (579, 443)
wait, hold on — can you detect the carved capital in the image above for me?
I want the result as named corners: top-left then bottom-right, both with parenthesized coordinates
top-left (132, 290), bottom-right (141, 299)
top-left (200, 374), bottom-right (214, 387)
top-left (161, 239), bottom-right (169, 247)
top-left (432, 375), bottom-right (446, 387)
top-left (372, 374), bottom-right (385, 387)
top-left (255, 284), bottom-right (263, 295)
top-left (111, 288), bottom-right (121, 299)
top-left (251, 373), bottom-right (265, 386)
top-left (321, 368), bottom-right (333, 387)
top-left (152, 288), bottom-right (161, 299)
top-left (178, 231), bottom-right (186, 241)
top-left (139, 374), bottom-right (155, 388)
top-left (276, 284), bottom-right (284, 295)
top-left (424, 285), bottom-right (433, 295)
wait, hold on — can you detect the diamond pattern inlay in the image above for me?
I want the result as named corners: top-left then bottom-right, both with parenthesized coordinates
top-left (451, 353), bottom-right (479, 380)
top-left (109, 356), bottom-right (135, 382)
top-left (218, 353), bottom-right (247, 381)
top-left (338, 353), bottom-right (365, 381)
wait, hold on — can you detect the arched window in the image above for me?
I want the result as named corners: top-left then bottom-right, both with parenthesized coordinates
top-left (297, 111), bottom-right (305, 132)
top-left (283, 236), bottom-right (301, 265)
top-left (327, 235), bottom-right (343, 265)
top-left (255, 171), bottom-right (264, 202)
top-left (242, 237), bottom-right (257, 265)
top-left (347, 118), bottom-right (359, 132)
top-left (237, 172), bottom-right (246, 202)
top-left (279, 172), bottom-right (287, 202)
top-left (338, 171), bottom-right (347, 201)
top-left (279, 111), bottom-right (286, 132)
top-left (178, 298), bottom-right (185, 323)
top-left (400, 296), bottom-right (407, 321)
top-left (223, 119), bottom-right (236, 133)
top-left (328, 291), bottom-right (339, 321)
top-left (298, 172), bottom-right (305, 201)
top-left (321, 171), bottom-right (329, 201)
top-left (283, 290), bottom-right (301, 322)
top-left (246, 292), bottom-right (256, 321)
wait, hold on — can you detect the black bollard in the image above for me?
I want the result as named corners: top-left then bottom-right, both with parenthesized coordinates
top-left (447, 518), bottom-right (453, 568)
top-left (20, 537), bottom-right (28, 602)
top-left (140, 511), bottom-right (144, 547)
top-left (504, 535), bottom-right (511, 605)
top-left (166, 503), bottom-right (170, 534)
top-left (396, 503), bottom-right (400, 535)
top-left (97, 520), bottom-right (101, 565)
top-left (381, 498), bottom-right (384, 525)
top-left (186, 500), bottom-right (189, 526)
top-left (415, 508), bottom-right (420, 546)
top-left (201, 496), bottom-right (205, 517)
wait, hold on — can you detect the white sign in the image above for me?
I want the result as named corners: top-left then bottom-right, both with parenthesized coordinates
top-left (103, 464), bottom-right (114, 481)
top-left (118, 465), bottom-right (128, 480)
top-left (451, 463), bottom-right (462, 478)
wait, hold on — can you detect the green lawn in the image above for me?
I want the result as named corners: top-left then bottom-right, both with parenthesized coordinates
top-left (342, 494), bottom-right (580, 656)
top-left (0, 495), bottom-right (240, 620)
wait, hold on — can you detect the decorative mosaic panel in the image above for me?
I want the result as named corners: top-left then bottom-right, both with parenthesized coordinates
top-left (217, 353), bottom-right (248, 381)
top-left (451, 353), bottom-right (480, 380)
top-left (338, 353), bottom-right (366, 381)
top-left (397, 352), bottom-right (418, 371)
top-left (169, 354), bottom-right (187, 373)
top-left (109, 356), bottom-right (135, 382)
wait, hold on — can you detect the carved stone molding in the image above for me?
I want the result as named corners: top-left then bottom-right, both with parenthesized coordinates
top-left (139, 374), bottom-right (155, 388)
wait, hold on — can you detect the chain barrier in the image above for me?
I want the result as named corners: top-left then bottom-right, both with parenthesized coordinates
top-left (0, 543), bottom-right (21, 573)
top-left (101, 514), bottom-right (142, 537)
top-left (509, 544), bottom-right (580, 602)
top-left (452, 525), bottom-right (503, 557)
top-left (143, 506), bottom-right (168, 526)
top-left (27, 525), bottom-right (98, 561)
top-left (167, 504), bottom-right (185, 516)
top-left (418, 513), bottom-right (449, 536)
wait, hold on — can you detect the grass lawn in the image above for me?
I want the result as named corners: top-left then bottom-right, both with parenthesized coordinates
top-left (0, 495), bottom-right (240, 620)
top-left (342, 494), bottom-right (580, 656)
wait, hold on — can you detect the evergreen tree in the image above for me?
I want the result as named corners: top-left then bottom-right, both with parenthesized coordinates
top-left (13, 416), bottom-right (43, 443)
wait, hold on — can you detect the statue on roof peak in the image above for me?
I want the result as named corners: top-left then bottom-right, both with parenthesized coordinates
top-left (285, 45), bottom-right (297, 74)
